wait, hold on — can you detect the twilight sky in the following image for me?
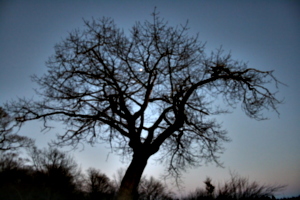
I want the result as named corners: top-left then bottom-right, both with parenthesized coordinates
top-left (0, 0), bottom-right (299, 198)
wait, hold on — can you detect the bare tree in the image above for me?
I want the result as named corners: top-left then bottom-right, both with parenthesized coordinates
top-left (4, 10), bottom-right (282, 200)
top-left (0, 107), bottom-right (34, 151)
top-left (138, 176), bottom-right (174, 200)
top-left (27, 147), bottom-right (83, 198)
top-left (85, 168), bottom-right (115, 199)
top-left (0, 151), bottom-right (29, 171)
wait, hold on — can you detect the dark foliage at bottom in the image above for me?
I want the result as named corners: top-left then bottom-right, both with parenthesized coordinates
top-left (0, 148), bottom-right (296, 200)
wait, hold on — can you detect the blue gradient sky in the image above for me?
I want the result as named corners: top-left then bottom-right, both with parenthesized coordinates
top-left (0, 0), bottom-right (299, 198)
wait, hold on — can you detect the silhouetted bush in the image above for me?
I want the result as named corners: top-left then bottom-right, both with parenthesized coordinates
top-left (182, 172), bottom-right (284, 200)
top-left (216, 172), bottom-right (284, 200)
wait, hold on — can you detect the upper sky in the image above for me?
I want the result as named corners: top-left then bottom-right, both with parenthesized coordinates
top-left (0, 0), bottom-right (299, 198)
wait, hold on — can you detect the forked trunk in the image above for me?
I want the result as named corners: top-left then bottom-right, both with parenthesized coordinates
top-left (115, 152), bottom-right (150, 200)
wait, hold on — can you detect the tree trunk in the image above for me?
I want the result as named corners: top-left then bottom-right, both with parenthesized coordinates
top-left (115, 152), bottom-right (150, 200)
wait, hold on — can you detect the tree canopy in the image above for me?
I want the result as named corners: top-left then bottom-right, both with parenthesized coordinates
top-left (4, 11), bottom-right (282, 199)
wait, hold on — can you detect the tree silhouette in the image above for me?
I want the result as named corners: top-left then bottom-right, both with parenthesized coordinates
top-left (0, 152), bottom-right (32, 200)
top-left (138, 176), bottom-right (174, 200)
top-left (0, 147), bottom-right (85, 200)
top-left (28, 147), bottom-right (83, 199)
top-left (204, 177), bottom-right (215, 198)
top-left (0, 107), bottom-right (34, 151)
top-left (85, 167), bottom-right (115, 200)
top-left (5, 10), bottom-right (282, 200)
